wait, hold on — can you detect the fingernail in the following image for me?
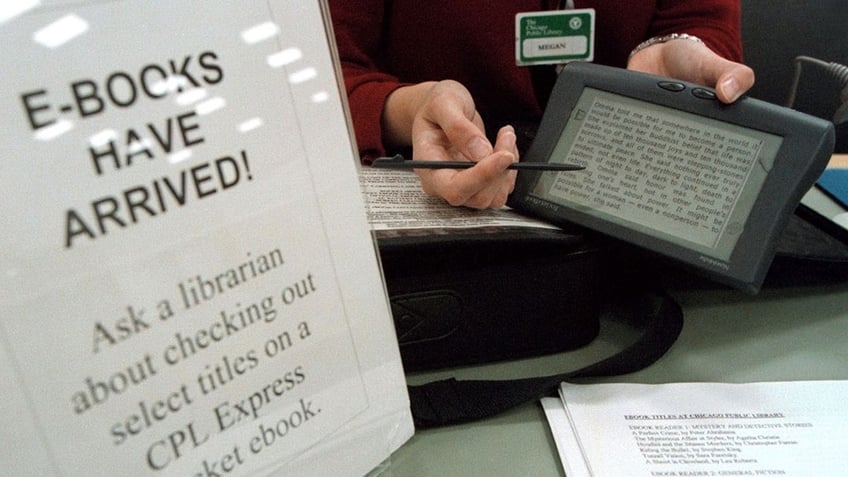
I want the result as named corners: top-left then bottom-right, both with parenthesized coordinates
top-left (467, 136), bottom-right (491, 160)
top-left (720, 77), bottom-right (741, 102)
top-left (502, 125), bottom-right (516, 145)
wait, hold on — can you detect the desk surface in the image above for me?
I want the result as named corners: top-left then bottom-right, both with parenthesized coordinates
top-left (384, 280), bottom-right (848, 476)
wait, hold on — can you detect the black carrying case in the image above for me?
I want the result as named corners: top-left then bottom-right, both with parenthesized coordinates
top-left (377, 226), bottom-right (602, 371)
top-left (375, 225), bottom-right (685, 428)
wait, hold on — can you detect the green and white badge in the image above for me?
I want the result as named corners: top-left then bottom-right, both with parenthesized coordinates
top-left (515, 9), bottom-right (595, 66)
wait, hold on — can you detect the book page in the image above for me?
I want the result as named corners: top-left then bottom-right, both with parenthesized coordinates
top-left (0, 2), bottom-right (411, 475)
top-left (360, 167), bottom-right (559, 231)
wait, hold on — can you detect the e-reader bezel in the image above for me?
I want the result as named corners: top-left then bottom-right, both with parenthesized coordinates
top-left (508, 62), bottom-right (835, 292)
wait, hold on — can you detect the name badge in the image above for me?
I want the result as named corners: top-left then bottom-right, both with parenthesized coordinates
top-left (515, 9), bottom-right (595, 66)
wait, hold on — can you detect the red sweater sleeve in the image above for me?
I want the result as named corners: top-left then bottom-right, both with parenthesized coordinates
top-left (646, 0), bottom-right (743, 62)
top-left (328, 0), bottom-right (404, 162)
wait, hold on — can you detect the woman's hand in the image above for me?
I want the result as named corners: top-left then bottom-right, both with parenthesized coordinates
top-left (627, 37), bottom-right (755, 103)
top-left (382, 80), bottom-right (517, 208)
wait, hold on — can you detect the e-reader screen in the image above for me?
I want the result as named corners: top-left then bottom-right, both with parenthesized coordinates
top-left (509, 62), bottom-right (835, 291)
top-left (535, 87), bottom-right (783, 261)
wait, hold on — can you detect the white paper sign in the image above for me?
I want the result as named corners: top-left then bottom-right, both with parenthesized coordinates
top-left (0, 2), bottom-right (412, 475)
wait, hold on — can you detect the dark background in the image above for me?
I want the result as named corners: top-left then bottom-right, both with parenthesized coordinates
top-left (741, 0), bottom-right (848, 146)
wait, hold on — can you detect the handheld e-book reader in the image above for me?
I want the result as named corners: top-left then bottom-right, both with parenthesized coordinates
top-left (508, 62), bottom-right (835, 292)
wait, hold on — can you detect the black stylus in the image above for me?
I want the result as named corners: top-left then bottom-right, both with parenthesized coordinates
top-left (371, 154), bottom-right (585, 171)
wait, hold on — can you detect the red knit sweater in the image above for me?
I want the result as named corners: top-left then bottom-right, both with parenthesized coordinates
top-left (329, 0), bottom-right (743, 161)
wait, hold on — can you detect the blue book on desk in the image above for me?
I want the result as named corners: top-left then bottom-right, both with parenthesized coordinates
top-left (817, 167), bottom-right (848, 210)
top-left (799, 154), bottom-right (848, 244)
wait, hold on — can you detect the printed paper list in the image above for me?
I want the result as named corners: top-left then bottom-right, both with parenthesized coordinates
top-left (626, 414), bottom-right (810, 471)
top-left (548, 381), bottom-right (848, 477)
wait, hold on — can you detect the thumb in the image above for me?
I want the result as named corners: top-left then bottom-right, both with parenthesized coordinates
top-left (702, 58), bottom-right (755, 103)
top-left (463, 134), bottom-right (494, 161)
top-left (434, 108), bottom-right (491, 161)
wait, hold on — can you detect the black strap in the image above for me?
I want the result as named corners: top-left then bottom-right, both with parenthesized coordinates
top-left (407, 290), bottom-right (683, 428)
